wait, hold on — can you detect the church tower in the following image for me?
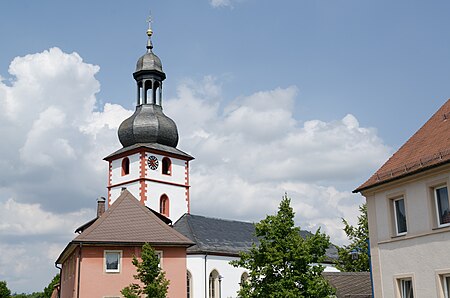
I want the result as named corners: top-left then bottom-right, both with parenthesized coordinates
top-left (104, 23), bottom-right (193, 222)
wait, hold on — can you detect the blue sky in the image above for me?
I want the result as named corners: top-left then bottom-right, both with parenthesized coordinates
top-left (2, 0), bottom-right (449, 146)
top-left (0, 0), bottom-right (449, 294)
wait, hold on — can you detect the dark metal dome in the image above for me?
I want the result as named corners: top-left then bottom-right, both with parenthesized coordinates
top-left (135, 51), bottom-right (163, 73)
top-left (118, 104), bottom-right (179, 148)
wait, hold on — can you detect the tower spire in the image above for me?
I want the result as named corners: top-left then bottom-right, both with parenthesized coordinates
top-left (117, 15), bottom-right (178, 149)
top-left (146, 13), bottom-right (153, 51)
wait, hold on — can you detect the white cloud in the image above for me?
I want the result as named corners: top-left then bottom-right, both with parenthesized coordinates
top-left (210, 0), bottom-right (233, 8)
top-left (0, 198), bottom-right (92, 292)
top-left (165, 76), bottom-right (391, 244)
top-left (0, 49), bottom-right (391, 293)
top-left (0, 198), bottom-right (91, 236)
top-left (0, 47), bottom-right (131, 213)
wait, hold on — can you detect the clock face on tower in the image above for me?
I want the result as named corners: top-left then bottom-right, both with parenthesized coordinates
top-left (147, 155), bottom-right (159, 170)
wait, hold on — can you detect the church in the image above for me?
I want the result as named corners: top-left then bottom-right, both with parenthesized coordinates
top-left (55, 24), bottom-right (338, 298)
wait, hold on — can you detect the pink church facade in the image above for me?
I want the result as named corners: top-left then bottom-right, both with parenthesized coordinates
top-left (59, 245), bottom-right (187, 298)
top-left (56, 191), bottom-right (194, 298)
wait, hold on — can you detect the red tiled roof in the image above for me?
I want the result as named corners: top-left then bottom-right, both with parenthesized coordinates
top-left (355, 99), bottom-right (450, 193)
top-left (74, 190), bottom-right (193, 245)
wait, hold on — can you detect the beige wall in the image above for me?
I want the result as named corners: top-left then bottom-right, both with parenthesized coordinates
top-left (363, 164), bottom-right (450, 297)
top-left (60, 245), bottom-right (187, 298)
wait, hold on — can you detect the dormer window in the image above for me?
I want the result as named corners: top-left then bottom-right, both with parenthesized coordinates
top-left (121, 157), bottom-right (130, 176)
top-left (162, 157), bottom-right (171, 175)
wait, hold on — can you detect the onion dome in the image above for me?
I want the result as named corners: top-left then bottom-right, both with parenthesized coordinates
top-left (117, 20), bottom-right (178, 148)
top-left (118, 104), bottom-right (178, 147)
top-left (135, 48), bottom-right (163, 74)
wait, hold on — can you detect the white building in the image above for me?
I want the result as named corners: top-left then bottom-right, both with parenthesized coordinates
top-left (354, 99), bottom-right (450, 297)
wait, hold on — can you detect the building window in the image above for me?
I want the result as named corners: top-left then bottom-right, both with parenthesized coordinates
top-left (160, 194), bottom-right (169, 217)
top-left (209, 270), bottom-right (220, 298)
top-left (156, 251), bottom-right (163, 268)
top-left (398, 278), bottom-right (414, 298)
top-left (435, 186), bottom-right (450, 227)
top-left (121, 157), bottom-right (130, 176)
top-left (104, 251), bottom-right (121, 273)
top-left (240, 272), bottom-right (249, 288)
top-left (162, 157), bottom-right (172, 175)
top-left (187, 270), bottom-right (192, 298)
top-left (443, 275), bottom-right (450, 298)
top-left (393, 197), bottom-right (407, 235)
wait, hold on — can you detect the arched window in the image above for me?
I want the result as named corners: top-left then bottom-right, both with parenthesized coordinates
top-left (160, 194), bottom-right (169, 217)
top-left (209, 270), bottom-right (220, 298)
top-left (121, 157), bottom-right (130, 176)
top-left (187, 270), bottom-right (193, 298)
top-left (240, 272), bottom-right (249, 288)
top-left (162, 157), bottom-right (172, 175)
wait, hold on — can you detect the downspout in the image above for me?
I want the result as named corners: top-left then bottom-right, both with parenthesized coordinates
top-left (76, 243), bottom-right (83, 298)
top-left (55, 263), bottom-right (62, 298)
top-left (367, 239), bottom-right (375, 298)
top-left (204, 254), bottom-right (208, 298)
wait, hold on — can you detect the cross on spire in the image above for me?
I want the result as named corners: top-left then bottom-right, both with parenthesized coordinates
top-left (146, 12), bottom-right (154, 51)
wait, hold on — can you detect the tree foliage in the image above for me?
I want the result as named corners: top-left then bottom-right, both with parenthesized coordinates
top-left (336, 203), bottom-right (370, 272)
top-left (0, 281), bottom-right (11, 298)
top-left (231, 195), bottom-right (335, 298)
top-left (43, 274), bottom-right (59, 298)
top-left (6, 274), bottom-right (59, 298)
top-left (121, 243), bottom-right (169, 298)
top-left (12, 293), bottom-right (43, 298)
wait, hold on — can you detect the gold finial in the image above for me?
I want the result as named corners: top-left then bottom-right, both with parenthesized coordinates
top-left (146, 13), bottom-right (153, 37)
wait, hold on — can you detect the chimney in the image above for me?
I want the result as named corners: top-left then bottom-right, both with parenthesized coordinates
top-left (97, 197), bottom-right (106, 217)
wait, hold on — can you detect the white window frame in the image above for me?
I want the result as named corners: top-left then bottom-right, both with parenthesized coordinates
top-left (104, 250), bottom-right (122, 273)
top-left (393, 197), bottom-right (407, 236)
top-left (397, 278), bottom-right (414, 298)
top-left (434, 186), bottom-right (450, 228)
top-left (209, 270), bottom-right (220, 298)
top-left (435, 270), bottom-right (450, 298)
top-left (441, 274), bottom-right (450, 298)
top-left (187, 270), bottom-right (193, 298)
top-left (156, 250), bottom-right (163, 268)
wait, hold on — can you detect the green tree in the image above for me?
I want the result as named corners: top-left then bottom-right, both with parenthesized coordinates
top-left (12, 293), bottom-right (43, 298)
top-left (0, 281), bottom-right (11, 298)
top-left (231, 195), bottom-right (335, 298)
top-left (43, 274), bottom-right (59, 298)
top-left (121, 243), bottom-right (169, 298)
top-left (336, 203), bottom-right (370, 272)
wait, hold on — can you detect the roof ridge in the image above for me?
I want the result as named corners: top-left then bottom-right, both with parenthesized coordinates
top-left (75, 190), bottom-right (193, 244)
top-left (186, 214), bottom-right (203, 250)
top-left (189, 213), bottom-right (255, 224)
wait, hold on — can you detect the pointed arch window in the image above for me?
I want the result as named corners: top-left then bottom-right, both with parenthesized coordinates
top-left (121, 157), bottom-right (130, 176)
top-left (209, 270), bottom-right (220, 298)
top-left (162, 157), bottom-right (172, 175)
top-left (160, 194), bottom-right (169, 217)
top-left (187, 270), bottom-right (193, 298)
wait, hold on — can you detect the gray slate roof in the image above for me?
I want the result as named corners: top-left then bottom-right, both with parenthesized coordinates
top-left (322, 272), bottom-right (372, 298)
top-left (173, 213), bottom-right (338, 262)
